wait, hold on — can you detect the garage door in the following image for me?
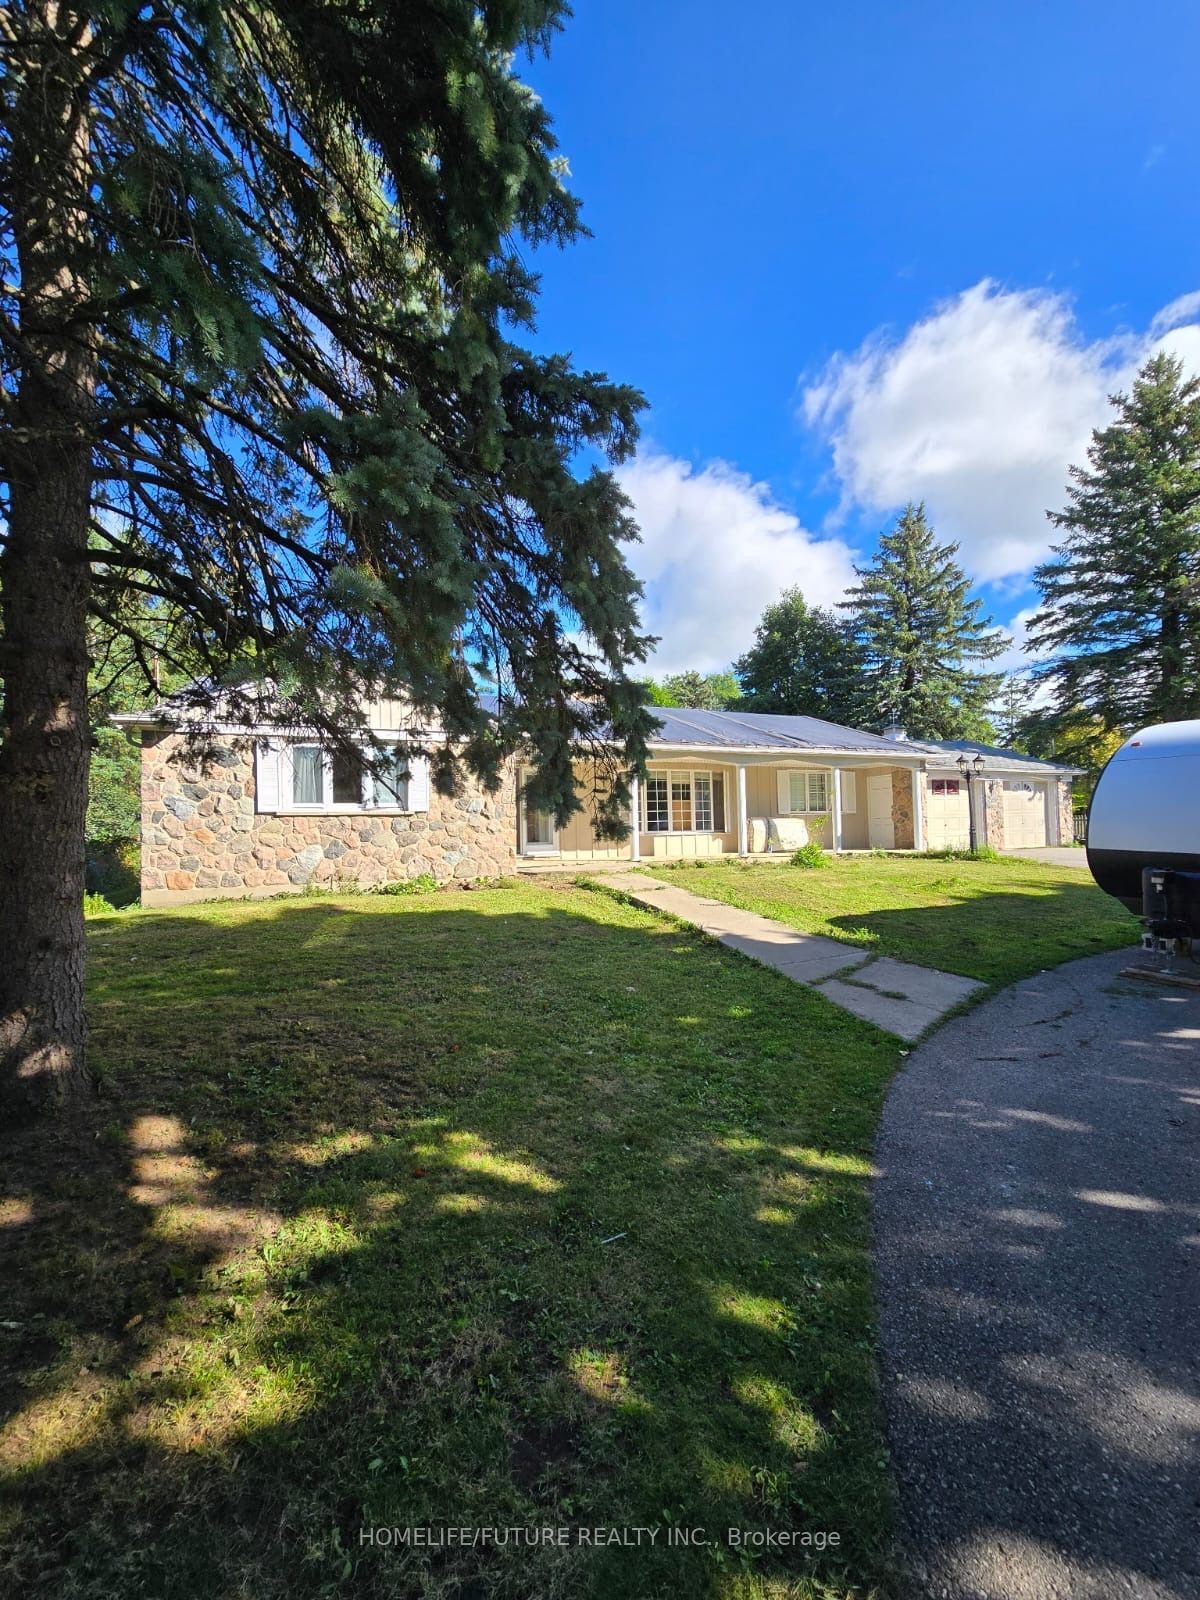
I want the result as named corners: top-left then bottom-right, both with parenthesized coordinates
top-left (1001, 780), bottom-right (1046, 848)
top-left (926, 776), bottom-right (970, 849)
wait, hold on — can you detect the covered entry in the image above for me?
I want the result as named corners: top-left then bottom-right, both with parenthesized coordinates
top-left (1001, 779), bottom-right (1047, 848)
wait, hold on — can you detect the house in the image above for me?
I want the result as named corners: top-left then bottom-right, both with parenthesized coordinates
top-left (115, 697), bottom-right (1078, 905)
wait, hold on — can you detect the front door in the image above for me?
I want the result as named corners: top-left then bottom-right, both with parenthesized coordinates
top-left (867, 774), bottom-right (895, 849)
top-left (522, 802), bottom-right (559, 855)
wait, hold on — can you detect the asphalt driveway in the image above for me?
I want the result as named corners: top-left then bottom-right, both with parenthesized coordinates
top-left (875, 947), bottom-right (1200, 1600)
top-left (1002, 846), bottom-right (1090, 869)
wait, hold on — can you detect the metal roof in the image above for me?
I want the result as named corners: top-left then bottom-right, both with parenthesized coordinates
top-left (112, 681), bottom-right (1077, 776)
top-left (646, 706), bottom-right (945, 755)
top-left (645, 711), bottom-right (1077, 774)
top-left (921, 737), bottom-right (1079, 774)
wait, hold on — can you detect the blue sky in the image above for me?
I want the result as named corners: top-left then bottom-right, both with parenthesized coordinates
top-left (521, 0), bottom-right (1200, 677)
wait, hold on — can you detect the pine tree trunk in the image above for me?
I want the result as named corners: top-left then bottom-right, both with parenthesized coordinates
top-left (0, 4), bottom-right (97, 1117)
top-left (1160, 604), bottom-right (1180, 721)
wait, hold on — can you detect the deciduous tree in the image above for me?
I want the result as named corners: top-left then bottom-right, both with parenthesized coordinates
top-left (642, 669), bottom-right (740, 709)
top-left (735, 589), bottom-right (863, 722)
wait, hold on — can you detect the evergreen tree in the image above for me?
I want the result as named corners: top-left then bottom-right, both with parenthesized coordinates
top-left (735, 589), bottom-right (864, 722)
top-left (1026, 352), bottom-right (1200, 728)
top-left (0, 1), bottom-right (652, 1114)
top-left (993, 673), bottom-right (1034, 749)
top-left (842, 505), bottom-right (1006, 739)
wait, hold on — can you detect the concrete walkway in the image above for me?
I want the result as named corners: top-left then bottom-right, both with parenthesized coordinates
top-left (875, 948), bottom-right (1195, 1600)
top-left (603, 872), bottom-right (982, 1040)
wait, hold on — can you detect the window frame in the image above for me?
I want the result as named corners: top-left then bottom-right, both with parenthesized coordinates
top-left (283, 743), bottom-right (412, 814)
top-left (778, 767), bottom-right (833, 816)
top-left (642, 767), bottom-right (726, 835)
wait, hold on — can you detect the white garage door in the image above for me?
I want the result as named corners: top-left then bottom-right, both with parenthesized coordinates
top-left (1001, 780), bottom-right (1046, 848)
top-left (926, 776), bottom-right (970, 849)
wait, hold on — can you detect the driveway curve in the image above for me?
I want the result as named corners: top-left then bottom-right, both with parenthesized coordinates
top-left (875, 948), bottom-right (1200, 1600)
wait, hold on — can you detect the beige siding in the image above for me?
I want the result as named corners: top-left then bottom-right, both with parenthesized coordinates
top-left (528, 757), bottom-right (739, 863)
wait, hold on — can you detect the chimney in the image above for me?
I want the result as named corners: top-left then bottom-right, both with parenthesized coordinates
top-left (882, 723), bottom-right (908, 742)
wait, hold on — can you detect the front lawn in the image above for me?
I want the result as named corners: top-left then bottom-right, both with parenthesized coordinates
top-left (1, 885), bottom-right (901, 1600)
top-left (636, 856), bottom-right (1136, 987)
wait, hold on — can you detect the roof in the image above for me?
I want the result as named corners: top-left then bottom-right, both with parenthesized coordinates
top-left (645, 711), bottom-right (1079, 775)
top-left (112, 683), bottom-right (1078, 776)
top-left (921, 737), bottom-right (1080, 775)
top-left (645, 706), bottom-right (945, 755)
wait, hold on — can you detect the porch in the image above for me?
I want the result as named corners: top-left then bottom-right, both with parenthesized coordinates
top-left (518, 754), bottom-right (927, 865)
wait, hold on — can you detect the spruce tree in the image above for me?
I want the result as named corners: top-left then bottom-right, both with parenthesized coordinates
top-left (1027, 352), bottom-right (1200, 728)
top-left (843, 504), bottom-right (1006, 739)
top-left (735, 589), bottom-right (864, 722)
top-left (993, 673), bottom-right (1034, 749)
top-left (0, 1), bottom-right (652, 1115)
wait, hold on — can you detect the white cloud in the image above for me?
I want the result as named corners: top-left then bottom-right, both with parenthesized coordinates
top-left (993, 606), bottom-right (1049, 675)
top-left (616, 452), bottom-right (857, 676)
top-left (803, 280), bottom-right (1200, 583)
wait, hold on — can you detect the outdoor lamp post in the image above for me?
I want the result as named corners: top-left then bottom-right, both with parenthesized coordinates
top-left (956, 753), bottom-right (986, 850)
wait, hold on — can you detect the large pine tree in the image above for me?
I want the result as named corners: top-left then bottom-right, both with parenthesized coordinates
top-left (0, 1), bottom-right (653, 1114)
top-left (1027, 352), bottom-right (1200, 728)
top-left (735, 589), bottom-right (864, 722)
top-left (843, 504), bottom-right (1006, 739)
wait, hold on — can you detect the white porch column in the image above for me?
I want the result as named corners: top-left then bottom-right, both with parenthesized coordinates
top-left (736, 764), bottom-right (749, 856)
top-left (832, 767), bottom-right (844, 852)
top-left (911, 767), bottom-right (925, 851)
top-left (630, 773), bottom-right (641, 861)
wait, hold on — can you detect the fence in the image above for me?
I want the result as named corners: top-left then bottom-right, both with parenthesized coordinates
top-left (1072, 808), bottom-right (1088, 845)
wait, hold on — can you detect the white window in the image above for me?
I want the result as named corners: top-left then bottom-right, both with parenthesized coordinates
top-left (290, 744), bottom-right (325, 806)
top-left (643, 768), bottom-right (725, 833)
top-left (372, 750), bottom-right (411, 809)
top-left (278, 743), bottom-right (420, 813)
top-left (694, 771), bottom-right (714, 831)
top-left (645, 772), bottom-right (670, 832)
top-left (779, 769), bottom-right (831, 814)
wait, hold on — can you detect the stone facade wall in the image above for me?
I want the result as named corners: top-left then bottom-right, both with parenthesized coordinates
top-left (140, 732), bottom-right (518, 904)
top-left (980, 780), bottom-right (1006, 850)
top-left (889, 766), bottom-right (916, 850)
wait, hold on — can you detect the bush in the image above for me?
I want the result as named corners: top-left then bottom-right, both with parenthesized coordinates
top-left (84, 891), bottom-right (119, 917)
top-left (917, 845), bottom-right (1002, 862)
top-left (86, 837), bottom-right (140, 906)
top-left (88, 726), bottom-right (140, 842)
top-left (374, 873), bottom-right (439, 896)
top-left (790, 842), bottom-right (828, 869)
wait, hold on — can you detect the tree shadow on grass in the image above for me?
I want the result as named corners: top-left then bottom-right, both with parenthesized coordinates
top-left (826, 876), bottom-right (1136, 987)
top-left (0, 894), bottom-right (898, 1599)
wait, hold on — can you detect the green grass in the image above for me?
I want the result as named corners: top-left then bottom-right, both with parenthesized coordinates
top-left (1, 885), bottom-right (902, 1600)
top-left (635, 856), bottom-right (1137, 988)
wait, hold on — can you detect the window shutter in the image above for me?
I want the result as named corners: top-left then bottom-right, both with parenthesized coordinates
top-left (841, 772), bottom-right (857, 814)
top-left (407, 754), bottom-right (431, 813)
top-left (255, 740), bottom-right (282, 813)
top-left (777, 770), bottom-right (791, 813)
